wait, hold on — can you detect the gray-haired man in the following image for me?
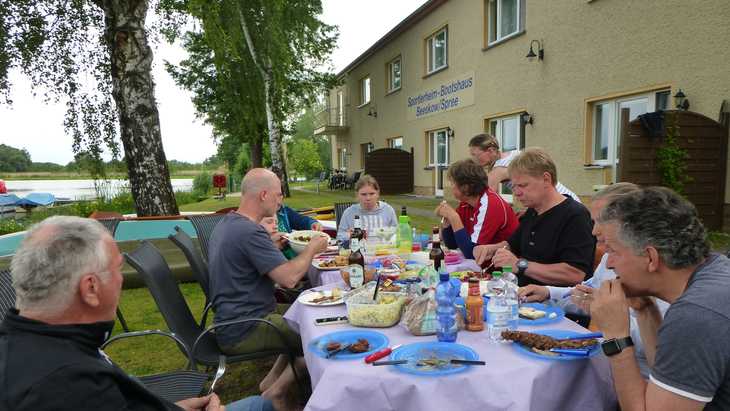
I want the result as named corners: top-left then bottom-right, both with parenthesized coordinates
top-left (0, 216), bottom-right (272, 411)
top-left (591, 187), bottom-right (730, 411)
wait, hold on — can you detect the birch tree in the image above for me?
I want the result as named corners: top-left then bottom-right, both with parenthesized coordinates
top-left (0, 0), bottom-right (179, 216)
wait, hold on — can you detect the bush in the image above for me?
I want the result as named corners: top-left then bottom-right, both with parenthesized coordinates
top-left (0, 218), bottom-right (27, 236)
top-left (192, 171), bottom-right (212, 197)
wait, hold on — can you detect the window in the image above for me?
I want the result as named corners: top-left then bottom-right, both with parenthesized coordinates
top-left (338, 148), bottom-right (349, 170)
top-left (655, 90), bottom-right (671, 111)
top-left (388, 137), bottom-right (404, 150)
top-left (388, 57), bottom-right (402, 92)
top-left (488, 0), bottom-right (521, 44)
top-left (336, 90), bottom-right (345, 126)
top-left (426, 27), bottom-right (448, 74)
top-left (427, 129), bottom-right (450, 167)
top-left (361, 142), bottom-right (374, 166)
top-left (489, 114), bottom-right (523, 152)
top-left (359, 76), bottom-right (371, 106)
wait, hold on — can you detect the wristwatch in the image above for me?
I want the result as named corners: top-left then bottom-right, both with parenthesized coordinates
top-left (601, 336), bottom-right (634, 357)
top-left (516, 258), bottom-right (529, 275)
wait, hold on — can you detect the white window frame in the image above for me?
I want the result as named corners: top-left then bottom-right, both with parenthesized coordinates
top-left (590, 89), bottom-right (669, 181)
top-left (488, 0), bottom-right (521, 45)
top-left (426, 27), bottom-right (448, 74)
top-left (388, 57), bottom-right (402, 93)
top-left (338, 148), bottom-right (349, 170)
top-left (428, 129), bottom-right (450, 167)
top-left (359, 76), bottom-right (371, 106)
top-left (389, 137), bottom-right (404, 149)
top-left (489, 114), bottom-right (523, 153)
top-left (336, 90), bottom-right (345, 126)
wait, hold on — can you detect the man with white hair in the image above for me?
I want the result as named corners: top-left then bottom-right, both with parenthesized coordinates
top-left (0, 216), bottom-right (272, 410)
top-left (209, 168), bottom-right (327, 410)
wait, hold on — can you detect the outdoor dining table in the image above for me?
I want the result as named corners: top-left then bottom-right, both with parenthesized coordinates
top-left (284, 282), bottom-right (617, 411)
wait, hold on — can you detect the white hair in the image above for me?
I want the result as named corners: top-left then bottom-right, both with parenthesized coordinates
top-left (10, 216), bottom-right (112, 312)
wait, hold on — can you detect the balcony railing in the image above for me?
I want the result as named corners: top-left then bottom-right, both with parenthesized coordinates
top-left (314, 105), bottom-right (348, 134)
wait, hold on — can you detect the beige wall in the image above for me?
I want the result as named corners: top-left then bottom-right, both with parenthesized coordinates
top-left (327, 0), bottom-right (730, 199)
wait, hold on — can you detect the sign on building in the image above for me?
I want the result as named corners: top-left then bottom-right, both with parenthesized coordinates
top-left (407, 71), bottom-right (475, 121)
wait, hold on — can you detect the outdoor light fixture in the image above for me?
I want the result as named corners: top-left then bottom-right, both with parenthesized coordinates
top-left (447, 127), bottom-right (455, 138)
top-left (526, 40), bottom-right (544, 61)
top-left (520, 112), bottom-right (533, 126)
top-left (674, 89), bottom-right (690, 111)
top-left (367, 107), bottom-right (378, 117)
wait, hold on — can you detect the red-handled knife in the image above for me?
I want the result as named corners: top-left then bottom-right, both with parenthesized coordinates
top-left (364, 344), bottom-right (402, 363)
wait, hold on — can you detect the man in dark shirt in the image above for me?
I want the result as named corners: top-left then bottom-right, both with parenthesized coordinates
top-left (0, 216), bottom-right (271, 411)
top-left (475, 148), bottom-right (594, 286)
top-left (208, 168), bottom-right (327, 410)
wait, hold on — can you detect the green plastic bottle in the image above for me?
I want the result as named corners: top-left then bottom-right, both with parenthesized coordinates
top-left (397, 206), bottom-right (412, 255)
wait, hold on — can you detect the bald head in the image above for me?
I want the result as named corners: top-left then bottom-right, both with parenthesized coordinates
top-left (241, 168), bottom-right (280, 198)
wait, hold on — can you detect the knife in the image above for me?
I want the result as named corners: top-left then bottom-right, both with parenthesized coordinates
top-left (326, 343), bottom-right (352, 358)
top-left (558, 332), bottom-right (603, 341)
top-left (372, 360), bottom-right (408, 366)
top-left (549, 348), bottom-right (591, 356)
top-left (450, 359), bottom-right (486, 365)
top-left (364, 344), bottom-right (402, 363)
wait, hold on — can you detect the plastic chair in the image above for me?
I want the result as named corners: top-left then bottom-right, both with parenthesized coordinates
top-left (0, 269), bottom-right (15, 324)
top-left (334, 202), bottom-right (355, 228)
top-left (96, 218), bottom-right (131, 333)
top-left (101, 329), bottom-right (215, 403)
top-left (169, 226), bottom-right (213, 327)
top-left (187, 214), bottom-right (225, 263)
top-left (123, 241), bottom-right (303, 393)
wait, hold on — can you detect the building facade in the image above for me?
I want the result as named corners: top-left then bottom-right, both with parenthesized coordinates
top-left (315, 0), bottom-right (730, 205)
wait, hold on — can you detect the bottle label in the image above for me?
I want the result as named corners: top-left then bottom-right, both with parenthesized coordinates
top-left (467, 303), bottom-right (484, 330)
top-left (354, 218), bottom-right (362, 229)
top-left (350, 238), bottom-right (360, 252)
top-left (432, 234), bottom-right (440, 243)
top-left (347, 265), bottom-right (364, 288)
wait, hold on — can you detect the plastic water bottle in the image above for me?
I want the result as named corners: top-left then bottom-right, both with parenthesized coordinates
top-left (397, 206), bottom-right (412, 255)
top-left (436, 270), bottom-right (458, 342)
top-left (502, 266), bottom-right (519, 330)
top-left (487, 272), bottom-right (510, 342)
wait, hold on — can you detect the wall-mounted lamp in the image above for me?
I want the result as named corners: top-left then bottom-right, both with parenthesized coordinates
top-left (367, 106), bottom-right (378, 117)
top-left (526, 39), bottom-right (544, 61)
top-left (446, 127), bottom-right (455, 138)
top-left (674, 89), bottom-right (690, 111)
top-left (520, 112), bottom-right (533, 125)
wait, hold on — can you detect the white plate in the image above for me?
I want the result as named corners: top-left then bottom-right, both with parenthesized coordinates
top-left (312, 259), bottom-right (347, 270)
top-left (298, 290), bottom-right (345, 306)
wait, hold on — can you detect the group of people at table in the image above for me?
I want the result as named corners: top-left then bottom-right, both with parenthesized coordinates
top-left (1, 134), bottom-right (729, 411)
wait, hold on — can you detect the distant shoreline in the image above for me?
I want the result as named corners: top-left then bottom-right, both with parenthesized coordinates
top-left (0, 171), bottom-right (208, 181)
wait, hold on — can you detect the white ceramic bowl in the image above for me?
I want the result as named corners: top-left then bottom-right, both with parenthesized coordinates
top-left (288, 230), bottom-right (330, 254)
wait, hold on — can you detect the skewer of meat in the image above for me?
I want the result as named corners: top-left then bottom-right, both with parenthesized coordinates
top-left (501, 330), bottom-right (598, 350)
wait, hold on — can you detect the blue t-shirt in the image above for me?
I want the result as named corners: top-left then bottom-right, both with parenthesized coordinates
top-left (208, 212), bottom-right (287, 347)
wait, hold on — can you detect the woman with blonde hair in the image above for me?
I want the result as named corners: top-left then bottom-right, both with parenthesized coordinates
top-left (336, 174), bottom-right (398, 245)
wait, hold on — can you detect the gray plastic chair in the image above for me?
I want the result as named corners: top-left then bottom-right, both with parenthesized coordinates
top-left (0, 269), bottom-right (15, 324)
top-left (101, 329), bottom-right (215, 403)
top-left (124, 241), bottom-right (303, 395)
top-left (96, 218), bottom-right (131, 332)
top-left (334, 202), bottom-right (355, 228)
top-left (187, 214), bottom-right (225, 263)
top-left (169, 226), bottom-right (212, 327)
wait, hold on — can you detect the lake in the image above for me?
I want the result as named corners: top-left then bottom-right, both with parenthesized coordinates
top-left (3, 179), bottom-right (193, 200)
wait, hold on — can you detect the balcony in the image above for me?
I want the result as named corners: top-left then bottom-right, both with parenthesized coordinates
top-left (314, 105), bottom-right (349, 136)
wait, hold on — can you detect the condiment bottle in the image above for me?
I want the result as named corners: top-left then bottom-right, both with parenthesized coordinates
top-left (466, 277), bottom-right (484, 331)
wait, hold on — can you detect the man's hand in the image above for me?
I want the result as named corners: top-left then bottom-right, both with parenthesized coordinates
top-left (627, 295), bottom-right (657, 312)
top-left (306, 234), bottom-right (329, 255)
top-left (474, 243), bottom-right (504, 265)
top-left (590, 279), bottom-right (630, 339)
top-left (571, 283), bottom-right (595, 312)
top-left (518, 285), bottom-right (549, 302)
top-left (311, 222), bottom-right (323, 231)
top-left (492, 248), bottom-right (518, 271)
top-left (176, 394), bottom-right (225, 411)
top-left (270, 232), bottom-right (288, 250)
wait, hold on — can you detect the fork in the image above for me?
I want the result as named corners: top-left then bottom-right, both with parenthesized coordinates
top-left (208, 355), bottom-right (227, 395)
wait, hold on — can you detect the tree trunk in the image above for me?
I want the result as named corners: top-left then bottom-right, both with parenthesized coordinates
top-left (95, 0), bottom-right (179, 216)
top-left (250, 136), bottom-right (263, 168)
top-left (238, 5), bottom-right (290, 197)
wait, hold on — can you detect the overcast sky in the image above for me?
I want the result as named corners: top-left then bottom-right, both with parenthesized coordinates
top-left (0, 0), bottom-right (426, 165)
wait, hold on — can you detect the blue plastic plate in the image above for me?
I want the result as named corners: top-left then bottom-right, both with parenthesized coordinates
top-left (518, 303), bottom-right (565, 326)
top-left (389, 342), bottom-right (480, 376)
top-left (308, 330), bottom-right (389, 360)
top-left (511, 329), bottom-right (601, 361)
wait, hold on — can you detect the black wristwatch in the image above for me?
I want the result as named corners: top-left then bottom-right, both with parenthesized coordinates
top-left (601, 336), bottom-right (634, 357)
top-left (516, 258), bottom-right (529, 275)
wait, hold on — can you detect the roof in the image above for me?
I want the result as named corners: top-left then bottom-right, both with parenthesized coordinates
top-left (337, 0), bottom-right (448, 77)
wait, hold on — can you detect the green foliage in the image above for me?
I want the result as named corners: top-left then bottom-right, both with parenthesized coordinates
top-left (657, 112), bottom-right (691, 194)
top-left (0, 218), bottom-right (26, 236)
top-left (0, 144), bottom-right (32, 172)
top-left (233, 144), bottom-right (252, 180)
top-left (192, 171), bottom-right (212, 196)
top-left (288, 138), bottom-right (322, 179)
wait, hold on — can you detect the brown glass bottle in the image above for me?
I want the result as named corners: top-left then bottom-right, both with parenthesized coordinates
top-left (429, 225), bottom-right (444, 271)
top-left (351, 215), bottom-right (363, 241)
top-left (347, 234), bottom-right (366, 288)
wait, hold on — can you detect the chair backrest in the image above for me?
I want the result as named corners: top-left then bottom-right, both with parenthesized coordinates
top-left (97, 218), bottom-right (121, 237)
top-left (124, 242), bottom-right (201, 351)
top-left (0, 269), bottom-right (15, 323)
top-left (169, 226), bottom-right (210, 301)
top-left (187, 214), bottom-right (225, 263)
top-left (334, 202), bottom-right (355, 227)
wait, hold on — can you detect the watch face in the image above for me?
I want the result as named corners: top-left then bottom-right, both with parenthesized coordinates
top-left (517, 259), bottom-right (528, 270)
top-left (601, 340), bottom-right (621, 356)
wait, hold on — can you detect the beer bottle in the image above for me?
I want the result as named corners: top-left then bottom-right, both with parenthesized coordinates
top-left (429, 225), bottom-right (445, 271)
top-left (351, 215), bottom-right (363, 241)
top-left (347, 234), bottom-right (365, 288)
